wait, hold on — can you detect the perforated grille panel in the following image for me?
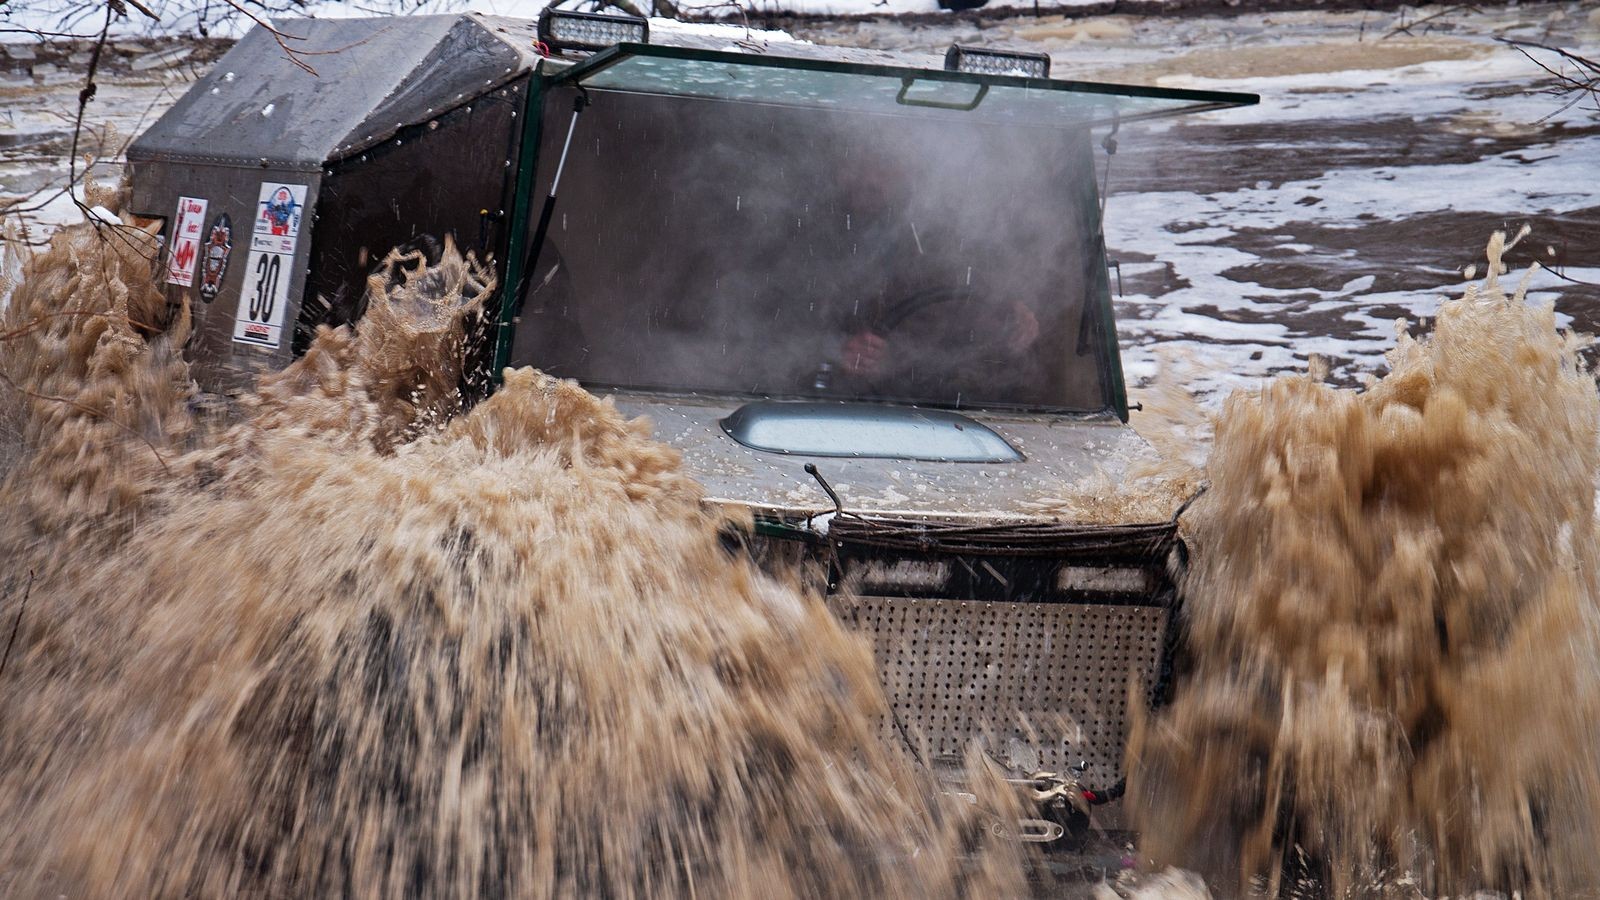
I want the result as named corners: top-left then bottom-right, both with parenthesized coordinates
top-left (830, 596), bottom-right (1168, 780)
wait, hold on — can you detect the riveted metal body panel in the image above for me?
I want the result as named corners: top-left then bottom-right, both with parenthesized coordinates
top-left (127, 160), bottom-right (321, 393)
top-left (127, 14), bottom-right (539, 393)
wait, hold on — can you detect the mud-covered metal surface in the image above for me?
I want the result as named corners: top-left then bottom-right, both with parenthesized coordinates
top-left (130, 16), bottom-right (455, 169)
top-left (610, 391), bottom-right (1159, 521)
top-left (121, 14), bottom-right (544, 392)
top-left (125, 161), bottom-right (321, 389)
top-left (127, 15), bottom-right (533, 169)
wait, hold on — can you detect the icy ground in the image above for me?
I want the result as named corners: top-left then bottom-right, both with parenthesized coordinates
top-left (3, 2), bottom-right (1598, 402)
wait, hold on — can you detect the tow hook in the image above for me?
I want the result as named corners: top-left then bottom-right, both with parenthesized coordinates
top-left (1015, 770), bottom-right (1092, 816)
top-left (1016, 819), bottom-right (1067, 843)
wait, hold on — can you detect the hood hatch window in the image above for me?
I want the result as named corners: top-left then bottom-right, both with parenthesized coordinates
top-left (721, 401), bottom-right (1023, 463)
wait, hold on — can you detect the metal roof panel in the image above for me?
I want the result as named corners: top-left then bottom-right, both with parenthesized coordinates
top-left (128, 15), bottom-right (510, 167)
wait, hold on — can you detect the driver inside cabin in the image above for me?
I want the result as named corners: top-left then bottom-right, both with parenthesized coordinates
top-left (510, 98), bottom-right (1099, 411)
top-left (820, 155), bottom-right (1047, 405)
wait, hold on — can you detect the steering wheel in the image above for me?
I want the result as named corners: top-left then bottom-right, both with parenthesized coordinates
top-left (874, 285), bottom-right (978, 335)
top-left (839, 286), bottom-right (985, 397)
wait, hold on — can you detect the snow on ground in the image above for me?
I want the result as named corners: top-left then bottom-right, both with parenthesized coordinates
top-left (0, 55), bottom-right (197, 233)
top-left (1, 0), bottom-right (963, 43)
top-left (3, 0), bottom-right (1312, 40)
top-left (675, 0), bottom-right (1105, 19)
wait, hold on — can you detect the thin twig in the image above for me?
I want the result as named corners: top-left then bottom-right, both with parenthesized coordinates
top-left (122, 0), bottom-right (161, 21)
top-left (1498, 37), bottom-right (1600, 114)
top-left (1383, 4), bottom-right (1480, 40)
top-left (0, 571), bottom-right (35, 682)
top-left (1500, 37), bottom-right (1600, 75)
top-left (0, 369), bottom-right (173, 474)
top-left (0, 26), bottom-right (107, 38)
top-left (215, 0), bottom-right (318, 74)
top-left (62, 1), bottom-right (116, 226)
top-left (0, 186), bottom-right (75, 217)
top-left (1543, 267), bottom-right (1600, 288)
top-left (205, 0), bottom-right (392, 76)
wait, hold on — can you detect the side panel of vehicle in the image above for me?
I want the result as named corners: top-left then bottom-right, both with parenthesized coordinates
top-left (128, 159), bottom-right (321, 395)
top-left (301, 75), bottom-right (532, 360)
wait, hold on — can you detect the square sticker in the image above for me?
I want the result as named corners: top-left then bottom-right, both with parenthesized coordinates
top-left (251, 182), bottom-right (308, 255)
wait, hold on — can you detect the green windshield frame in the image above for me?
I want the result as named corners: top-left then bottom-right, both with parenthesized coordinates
top-left (489, 44), bottom-right (1257, 411)
top-left (554, 42), bottom-right (1258, 127)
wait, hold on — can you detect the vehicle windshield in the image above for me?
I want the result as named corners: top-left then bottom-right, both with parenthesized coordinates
top-left (509, 84), bottom-right (1115, 412)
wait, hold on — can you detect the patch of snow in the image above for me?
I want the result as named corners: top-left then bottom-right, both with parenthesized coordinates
top-left (685, 0), bottom-right (1101, 16)
top-left (130, 46), bottom-right (192, 70)
top-left (649, 17), bottom-right (802, 44)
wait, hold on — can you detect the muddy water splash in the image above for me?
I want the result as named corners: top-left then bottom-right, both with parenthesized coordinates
top-left (1130, 230), bottom-right (1600, 897)
top-left (0, 219), bottom-right (1025, 898)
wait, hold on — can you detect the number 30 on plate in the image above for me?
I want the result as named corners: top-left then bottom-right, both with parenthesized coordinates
top-left (232, 248), bottom-right (291, 348)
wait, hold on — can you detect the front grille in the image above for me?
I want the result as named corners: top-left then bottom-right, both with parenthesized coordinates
top-left (828, 595), bottom-right (1168, 782)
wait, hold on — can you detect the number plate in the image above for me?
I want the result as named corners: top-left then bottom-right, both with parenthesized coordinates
top-left (232, 248), bottom-right (291, 348)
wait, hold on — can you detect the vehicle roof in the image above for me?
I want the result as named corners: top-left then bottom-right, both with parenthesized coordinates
top-left (125, 13), bottom-right (939, 170)
top-left (129, 14), bottom-right (531, 170)
top-left (129, 12), bottom-right (1255, 170)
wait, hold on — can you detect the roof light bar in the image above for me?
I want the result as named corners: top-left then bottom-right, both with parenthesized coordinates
top-left (943, 44), bottom-right (1051, 79)
top-left (537, 8), bottom-right (648, 53)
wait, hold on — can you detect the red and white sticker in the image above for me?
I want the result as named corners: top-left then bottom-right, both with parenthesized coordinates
top-left (233, 181), bottom-right (308, 350)
top-left (165, 196), bottom-right (207, 287)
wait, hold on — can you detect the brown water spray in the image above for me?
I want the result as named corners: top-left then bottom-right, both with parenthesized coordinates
top-left (7, 207), bottom-right (1598, 899)
top-left (1129, 229), bottom-right (1600, 897)
top-left (0, 217), bottom-right (1027, 898)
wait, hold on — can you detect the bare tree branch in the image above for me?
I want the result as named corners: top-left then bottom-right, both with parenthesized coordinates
top-left (63, 1), bottom-right (118, 223)
top-left (123, 0), bottom-right (162, 21)
top-left (1499, 37), bottom-right (1600, 119)
top-left (1382, 4), bottom-right (1481, 41)
top-left (0, 366), bottom-right (174, 475)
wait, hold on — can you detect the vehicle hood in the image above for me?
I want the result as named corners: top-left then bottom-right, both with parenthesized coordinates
top-left (607, 392), bottom-right (1171, 524)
